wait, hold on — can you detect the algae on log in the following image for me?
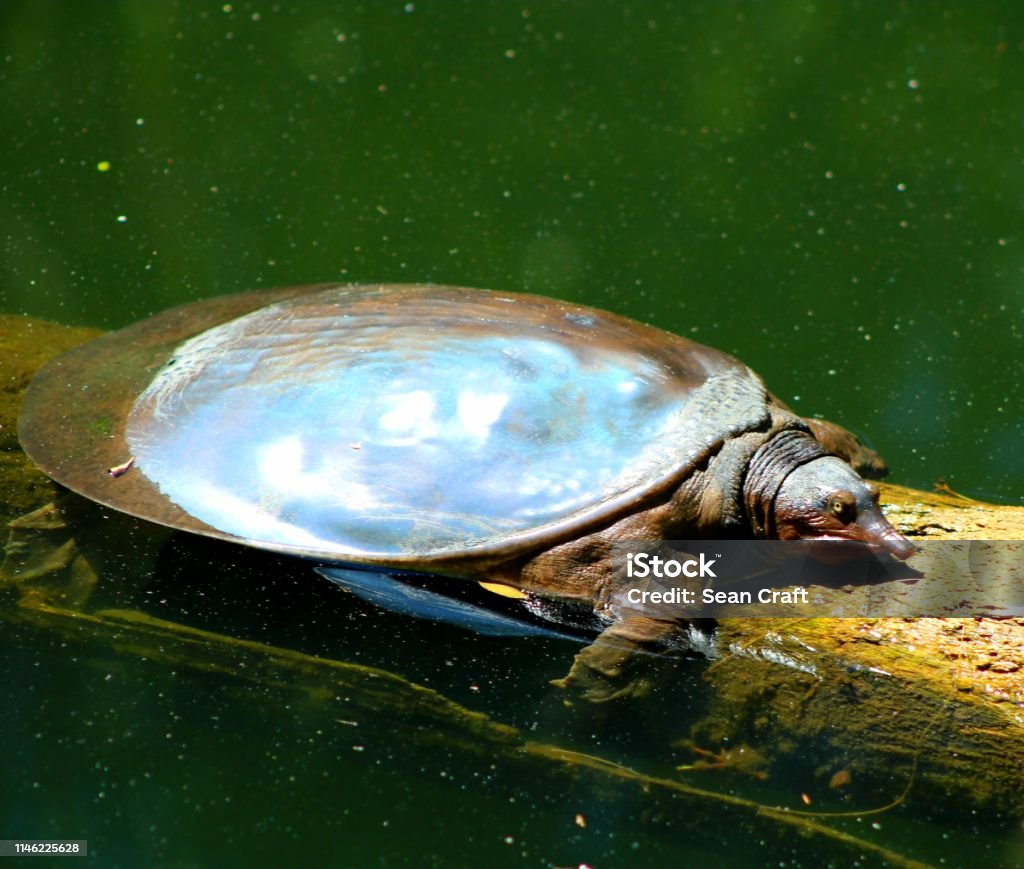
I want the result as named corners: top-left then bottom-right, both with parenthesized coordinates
top-left (0, 315), bottom-right (102, 527)
top-left (698, 616), bottom-right (1024, 820)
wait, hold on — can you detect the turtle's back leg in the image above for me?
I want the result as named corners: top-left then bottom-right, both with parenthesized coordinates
top-left (802, 418), bottom-right (889, 479)
top-left (2, 490), bottom-right (171, 610)
top-left (767, 393), bottom-right (889, 479)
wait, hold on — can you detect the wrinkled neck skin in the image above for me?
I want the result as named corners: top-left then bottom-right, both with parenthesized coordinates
top-left (743, 430), bottom-right (915, 559)
top-left (742, 429), bottom-right (830, 538)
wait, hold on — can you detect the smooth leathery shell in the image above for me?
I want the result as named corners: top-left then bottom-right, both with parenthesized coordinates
top-left (19, 284), bottom-right (770, 565)
top-left (124, 287), bottom-right (766, 556)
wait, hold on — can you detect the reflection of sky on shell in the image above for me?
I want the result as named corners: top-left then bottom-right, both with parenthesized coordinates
top-left (125, 315), bottom-right (710, 556)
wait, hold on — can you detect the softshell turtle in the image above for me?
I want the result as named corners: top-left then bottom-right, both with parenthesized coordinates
top-left (18, 284), bottom-right (913, 698)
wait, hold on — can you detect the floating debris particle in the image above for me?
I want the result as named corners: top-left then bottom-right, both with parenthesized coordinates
top-left (829, 769), bottom-right (852, 789)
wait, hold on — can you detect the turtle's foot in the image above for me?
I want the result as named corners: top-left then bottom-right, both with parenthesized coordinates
top-left (551, 643), bottom-right (659, 704)
top-left (551, 616), bottom-right (688, 704)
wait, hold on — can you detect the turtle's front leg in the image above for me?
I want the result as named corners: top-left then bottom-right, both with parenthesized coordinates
top-left (551, 614), bottom-right (692, 703)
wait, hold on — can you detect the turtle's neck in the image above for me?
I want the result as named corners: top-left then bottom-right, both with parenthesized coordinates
top-left (742, 428), bottom-right (830, 538)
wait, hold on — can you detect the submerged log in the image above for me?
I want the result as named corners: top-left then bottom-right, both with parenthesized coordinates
top-left (0, 600), bottom-right (934, 868)
top-left (699, 615), bottom-right (1024, 817)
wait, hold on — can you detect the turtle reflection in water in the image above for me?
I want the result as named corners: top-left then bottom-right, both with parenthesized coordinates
top-left (18, 284), bottom-right (913, 699)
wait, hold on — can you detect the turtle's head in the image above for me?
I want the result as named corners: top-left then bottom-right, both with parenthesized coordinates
top-left (773, 457), bottom-right (915, 559)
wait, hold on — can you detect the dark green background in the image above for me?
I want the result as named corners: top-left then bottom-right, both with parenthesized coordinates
top-left (2, 0), bottom-right (1021, 500)
top-left (2, 3), bottom-right (1023, 867)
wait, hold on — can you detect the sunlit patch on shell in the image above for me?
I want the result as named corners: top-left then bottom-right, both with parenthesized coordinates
top-left (456, 391), bottom-right (509, 441)
top-left (378, 391), bottom-right (439, 443)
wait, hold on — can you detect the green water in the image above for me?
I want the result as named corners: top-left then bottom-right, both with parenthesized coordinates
top-left (1, 2), bottom-right (1023, 866)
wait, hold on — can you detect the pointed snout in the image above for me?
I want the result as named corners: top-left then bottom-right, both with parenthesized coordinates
top-left (855, 511), bottom-right (917, 560)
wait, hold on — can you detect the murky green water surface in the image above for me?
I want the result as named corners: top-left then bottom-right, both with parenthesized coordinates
top-left (1, 2), bottom-right (1023, 866)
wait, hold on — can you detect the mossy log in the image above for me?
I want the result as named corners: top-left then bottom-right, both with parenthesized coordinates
top-left (0, 315), bottom-right (102, 527)
top-left (689, 483), bottom-right (1024, 816)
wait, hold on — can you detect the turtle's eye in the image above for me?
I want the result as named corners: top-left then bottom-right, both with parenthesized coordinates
top-left (827, 490), bottom-right (858, 524)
